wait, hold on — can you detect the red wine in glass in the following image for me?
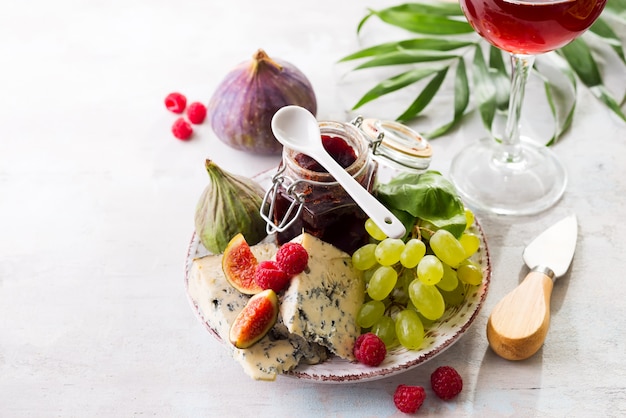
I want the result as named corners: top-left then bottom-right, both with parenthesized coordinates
top-left (449, 0), bottom-right (607, 215)
top-left (461, 0), bottom-right (607, 54)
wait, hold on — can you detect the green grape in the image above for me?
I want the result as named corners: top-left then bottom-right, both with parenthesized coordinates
top-left (417, 218), bottom-right (437, 240)
top-left (363, 267), bottom-right (377, 284)
top-left (367, 265), bottom-right (398, 300)
top-left (429, 229), bottom-right (466, 268)
top-left (437, 263), bottom-right (459, 292)
top-left (459, 233), bottom-right (480, 258)
top-left (440, 281), bottom-right (466, 307)
top-left (465, 208), bottom-right (475, 230)
top-left (357, 300), bottom-right (386, 328)
top-left (352, 243), bottom-right (377, 270)
top-left (395, 309), bottom-right (424, 350)
top-left (409, 279), bottom-right (446, 320)
top-left (397, 268), bottom-right (414, 290)
top-left (457, 260), bottom-right (483, 285)
top-left (375, 238), bottom-right (405, 266)
top-left (400, 238), bottom-right (426, 268)
top-left (416, 310), bottom-right (436, 329)
top-left (365, 218), bottom-right (387, 241)
top-left (389, 269), bottom-right (413, 305)
top-left (416, 255), bottom-right (443, 285)
top-left (372, 315), bottom-right (396, 346)
top-left (406, 299), bottom-right (436, 328)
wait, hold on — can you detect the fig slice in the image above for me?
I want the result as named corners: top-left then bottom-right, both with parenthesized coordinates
top-left (229, 289), bottom-right (279, 349)
top-left (222, 233), bottom-right (263, 295)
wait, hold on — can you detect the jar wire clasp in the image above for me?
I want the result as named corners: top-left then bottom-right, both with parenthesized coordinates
top-left (351, 115), bottom-right (384, 155)
top-left (260, 166), bottom-right (305, 235)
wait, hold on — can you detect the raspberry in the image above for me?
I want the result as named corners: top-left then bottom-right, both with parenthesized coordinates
top-left (275, 243), bottom-right (309, 276)
top-left (431, 366), bottom-right (463, 400)
top-left (164, 92), bottom-right (187, 114)
top-left (353, 332), bottom-right (386, 366)
top-left (254, 260), bottom-right (291, 292)
top-left (393, 385), bottom-right (425, 414)
top-left (187, 102), bottom-right (207, 124)
top-left (171, 117), bottom-right (193, 140)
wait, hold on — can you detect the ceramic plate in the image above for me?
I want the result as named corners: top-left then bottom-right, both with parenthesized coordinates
top-left (184, 169), bottom-right (491, 383)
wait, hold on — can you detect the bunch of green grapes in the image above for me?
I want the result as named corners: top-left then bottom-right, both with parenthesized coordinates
top-left (352, 210), bottom-right (483, 351)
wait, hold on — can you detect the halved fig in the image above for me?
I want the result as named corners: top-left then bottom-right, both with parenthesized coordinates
top-left (222, 233), bottom-right (263, 295)
top-left (229, 289), bottom-right (279, 349)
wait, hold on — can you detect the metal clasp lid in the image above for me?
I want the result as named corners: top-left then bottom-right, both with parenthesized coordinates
top-left (351, 116), bottom-right (432, 172)
top-left (259, 165), bottom-right (306, 235)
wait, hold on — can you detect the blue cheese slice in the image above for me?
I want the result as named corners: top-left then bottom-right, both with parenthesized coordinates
top-left (280, 233), bottom-right (364, 360)
top-left (187, 242), bottom-right (327, 381)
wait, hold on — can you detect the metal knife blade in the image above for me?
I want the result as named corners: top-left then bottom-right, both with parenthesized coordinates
top-left (522, 214), bottom-right (578, 278)
top-left (486, 214), bottom-right (578, 360)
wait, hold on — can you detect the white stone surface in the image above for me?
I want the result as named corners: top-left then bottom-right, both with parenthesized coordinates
top-left (1, 0), bottom-right (625, 416)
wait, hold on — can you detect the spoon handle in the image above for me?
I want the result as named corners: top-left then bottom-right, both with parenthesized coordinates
top-left (315, 152), bottom-right (406, 239)
top-left (486, 268), bottom-right (554, 360)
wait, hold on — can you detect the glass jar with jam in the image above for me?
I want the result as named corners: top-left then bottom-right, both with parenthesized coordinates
top-left (261, 116), bottom-right (432, 254)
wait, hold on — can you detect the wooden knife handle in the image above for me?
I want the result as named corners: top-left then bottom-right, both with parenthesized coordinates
top-left (486, 268), bottom-right (554, 360)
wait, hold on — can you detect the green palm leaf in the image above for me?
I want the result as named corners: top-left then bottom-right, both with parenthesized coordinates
top-left (426, 57), bottom-right (470, 138)
top-left (358, 3), bottom-right (472, 36)
top-left (605, 0), bottom-right (626, 19)
top-left (339, 38), bottom-right (474, 62)
top-left (397, 67), bottom-right (449, 122)
top-left (534, 56), bottom-right (578, 146)
top-left (352, 67), bottom-right (444, 109)
top-left (559, 38), bottom-right (626, 122)
top-left (591, 18), bottom-right (626, 64)
top-left (471, 45), bottom-right (497, 133)
top-left (352, 49), bottom-right (460, 70)
top-left (341, 0), bottom-right (626, 144)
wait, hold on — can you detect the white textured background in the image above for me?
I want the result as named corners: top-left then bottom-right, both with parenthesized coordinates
top-left (1, 0), bottom-right (625, 416)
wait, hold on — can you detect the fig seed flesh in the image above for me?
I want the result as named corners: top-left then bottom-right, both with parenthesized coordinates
top-left (229, 289), bottom-right (279, 349)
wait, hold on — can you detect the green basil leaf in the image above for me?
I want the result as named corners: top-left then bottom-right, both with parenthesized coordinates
top-left (397, 67), bottom-right (449, 121)
top-left (353, 50), bottom-right (459, 70)
top-left (376, 171), bottom-right (467, 238)
top-left (352, 67), bottom-right (442, 109)
top-left (339, 38), bottom-right (475, 62)
top-left (387, 208), bottom-right (417, 242)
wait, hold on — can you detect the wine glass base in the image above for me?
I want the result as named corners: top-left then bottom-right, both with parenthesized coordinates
top-left (449, 136), bottom-right (567, 216)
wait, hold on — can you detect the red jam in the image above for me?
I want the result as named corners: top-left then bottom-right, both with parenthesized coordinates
top-left (294, 135), bottom-right (358, 172)
top-left (273, 131), bottom-right (377, 254)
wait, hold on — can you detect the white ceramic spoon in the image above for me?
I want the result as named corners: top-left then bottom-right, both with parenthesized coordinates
top-left (271, 105), bottom-right (406, 239)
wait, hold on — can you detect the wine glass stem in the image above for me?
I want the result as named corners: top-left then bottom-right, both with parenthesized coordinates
top-left (497, 53), bottom-right (536, 164)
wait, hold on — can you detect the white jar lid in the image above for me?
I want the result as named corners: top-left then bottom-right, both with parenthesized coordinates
top-left (355, 117), bottom-right (432, 172)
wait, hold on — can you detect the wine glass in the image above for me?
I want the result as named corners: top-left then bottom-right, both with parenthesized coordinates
top-left (449, 0), bottom-right (607, 215)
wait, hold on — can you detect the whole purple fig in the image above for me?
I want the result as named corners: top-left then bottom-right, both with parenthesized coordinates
top-left (208, 49), bottom-right (317, 155)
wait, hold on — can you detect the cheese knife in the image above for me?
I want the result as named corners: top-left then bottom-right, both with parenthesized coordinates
top-left (486, 214), bottom-right (578, 360)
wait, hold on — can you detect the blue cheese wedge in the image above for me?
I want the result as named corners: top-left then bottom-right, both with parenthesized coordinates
top-left (187, 242), bottom-right (326, 381)
top-left (280, 233), bottom-right (364, 360)
top-left (233, 324), bottom-right (326, 380)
